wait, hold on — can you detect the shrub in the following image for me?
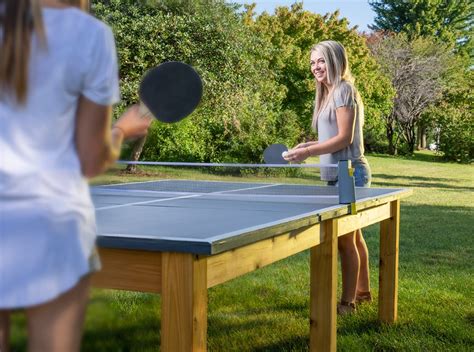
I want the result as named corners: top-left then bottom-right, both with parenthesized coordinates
top-left (93, 0), bottom-right (301, 163)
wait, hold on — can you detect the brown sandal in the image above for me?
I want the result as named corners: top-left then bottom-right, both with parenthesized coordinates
top-left (356, 291), bottom-right (372, 304)
top-left (337, 300), bottom-right (356, 315)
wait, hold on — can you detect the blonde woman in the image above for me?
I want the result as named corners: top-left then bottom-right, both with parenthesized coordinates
top-left (0, 0), bottom-right (151, 350)
top-left (284, 40), bottom-right (372, 315)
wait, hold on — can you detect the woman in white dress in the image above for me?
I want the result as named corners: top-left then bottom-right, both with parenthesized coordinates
top-left (284, 40), bottom-right (372, 315)
top-left (0, 0), bottom-right (151, 350)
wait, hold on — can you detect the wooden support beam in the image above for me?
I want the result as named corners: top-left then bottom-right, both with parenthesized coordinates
top-left (92, 248), bottom-right (162, 293)
top-left (161, 253), bottom-right (207, 352)
top-left (310, 219), bottom-right (337, 352)
top-left (379, 199), bottom-right (400, 323)
top-left (337, 203), bottom-right (391, 236)
top-left (207, 224), bottom-right (320, 288)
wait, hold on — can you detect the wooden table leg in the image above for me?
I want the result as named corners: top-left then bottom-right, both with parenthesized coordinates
top-left (161, 253), bottom-right (207, 351)
top-left (310, 219), bottom-right (337, 352)
top-left (379, 199), bottom-right (400, 323)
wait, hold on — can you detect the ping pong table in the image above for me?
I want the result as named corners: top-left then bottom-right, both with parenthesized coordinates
top-left (91, 180), bottom-right (411, 351)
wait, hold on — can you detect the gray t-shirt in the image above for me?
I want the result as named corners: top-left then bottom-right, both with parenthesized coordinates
top-left (314, 81), bottom-right (366, 181)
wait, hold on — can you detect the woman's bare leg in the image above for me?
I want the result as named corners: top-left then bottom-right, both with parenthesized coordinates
top-left (355, 229), bottom-right (371, 295)
top-left (338, 231), bottom-right (360, 303)
top-left (26, 275), bottom-right (91, 352)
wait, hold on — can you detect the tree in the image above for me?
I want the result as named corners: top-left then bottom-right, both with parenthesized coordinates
top-left (93, 0), bottom-right (300, 164)
top-left (369, 33), bottom-right (453, 154)
top-left (369, 0), bottom-right (474, 59)
top-left (243, 3), bottom-right (394, 150)
top-left (429, 60), bottom-right (473, 162)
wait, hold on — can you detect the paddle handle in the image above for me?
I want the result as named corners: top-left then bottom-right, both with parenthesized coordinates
top-left (138, 102), bottom-right (153, 119)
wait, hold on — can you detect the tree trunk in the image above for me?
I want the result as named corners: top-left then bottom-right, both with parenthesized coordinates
top-left (125, 136), bottom-right (147, 173)
top-left (386, 121), bottom-right (396, 155)
top-left (405, 123), bottom-right (416, 154)
top-left (417, 126), bottom-right (422, 150)
top-left (416, 125), bottom-right (427, 150)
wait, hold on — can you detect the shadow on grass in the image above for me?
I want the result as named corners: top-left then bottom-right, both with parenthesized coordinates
top-left (374, 203), bottom-right (473, 270)
top-left (372, 174), bottom-right (474, 191)
top-left (369, 151), bottom-right (447, 164)
top-left (82, 319), bottom-right (160, 351)
top-left (466, 312), bottom-right (474, 326)
top-left (250, 336), bottom-right (309, 351)
top-left (80, 292), bottom-right (161, 351)
top-left (337, 318), bottom-right (383, 335)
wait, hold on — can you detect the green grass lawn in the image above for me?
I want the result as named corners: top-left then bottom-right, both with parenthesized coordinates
top-left (9, 151), bottom-right (474, 351)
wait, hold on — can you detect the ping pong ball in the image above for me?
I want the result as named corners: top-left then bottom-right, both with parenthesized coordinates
top-left (282, 151), bottom-right (289, 158)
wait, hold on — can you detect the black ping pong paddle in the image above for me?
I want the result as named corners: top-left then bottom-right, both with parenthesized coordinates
top-left (139, 61), bottom-right (203, 123)
top-left (263, 143), bottom-right (289, 164)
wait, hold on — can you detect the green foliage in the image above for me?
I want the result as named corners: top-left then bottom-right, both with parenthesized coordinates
top-left (418, 50), bottom-right (473, 163)
top-left (243, 3), bottom-right (393, 150)
top-left (436, 109), bottom-right (473, 164)
top-left (91, 0), bottom-right (471, 163)
top-left (369, 0), bottom-right (474, 59)
top-left (369, 32), bottom-right (460, 155)
top-left (368, 1), bottom-right (473, 161)
top-left (93, 0), bottom-right (300, 163)
top-left (431, 69), bottom-right (474, 163)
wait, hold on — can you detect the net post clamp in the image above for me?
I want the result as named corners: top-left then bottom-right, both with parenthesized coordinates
top-left (337, 160), bottom-right (357, 215)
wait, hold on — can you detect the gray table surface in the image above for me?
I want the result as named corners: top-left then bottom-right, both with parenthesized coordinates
top-left (92, 180), bottom-right (404, 254)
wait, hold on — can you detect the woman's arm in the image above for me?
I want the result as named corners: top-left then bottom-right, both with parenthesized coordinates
top-left (285, 106), bottom-right (355, 162)
top-left (75, 96), bottom-right (151, 178)
top-left (294, 141), bottom-right (319, 149)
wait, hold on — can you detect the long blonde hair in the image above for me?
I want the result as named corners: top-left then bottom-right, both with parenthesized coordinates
top-left (0, 0), bottom-right (45, 104)
top-left (0, 0), bottom-right (88, 104)
top-left (310, 40), bottom-right (360, 128)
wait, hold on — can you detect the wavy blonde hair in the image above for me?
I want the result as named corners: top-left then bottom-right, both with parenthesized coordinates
top-left (311, 40), bottom-right (360, 128)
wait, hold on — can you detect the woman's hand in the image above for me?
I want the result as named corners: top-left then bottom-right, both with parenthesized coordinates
top-left (113, 104), bottom-right (152, 140)
top-left (283, 147), bottom-right (310, 163)
top-left (283, 141), bottom-right (318, 162)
